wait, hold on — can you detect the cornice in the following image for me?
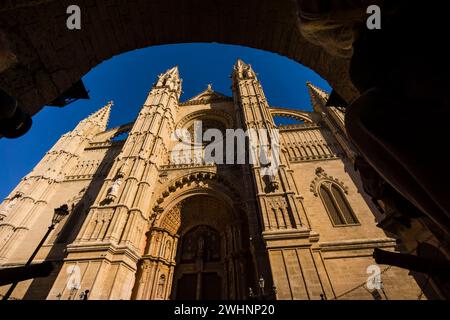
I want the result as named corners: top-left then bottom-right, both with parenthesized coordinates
top-left (278, 123), bottom-right (321, 131)
top-left (318, 238), bottom-right (396, 252)
top-left (46, 149), bottom-right (80, 158)
top-left (140, 255), bottom-right (176, 267)
top-left (289, 154), bottom-right (339, 163)
top-left (65, 242), bottom-right (141, 266)
top-left (262, 228), bottom-right (311, 238)
top-left (179, 97), bottom-right (233, 106)
top-left (159, 163), bottom-right (216, 171)
top-left (85, 140), bottom-right (124, 150)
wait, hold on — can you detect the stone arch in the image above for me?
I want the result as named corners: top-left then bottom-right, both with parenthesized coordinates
top-left (309, 167), bottom-right (358, 226)
top-left (270, 107), bottom-right (316, 124)
top-left (109, 124), bottom-right (133, 141)
top-left (318, 182), bottom-right (358, 226)
top-left (155, 188), bottom-right (241, 233)
top-left (0, 1), bottom-right (357, 116)
top-left (152, 171), bottom-right (241, 214)
top-left (175, 110), bottom-right (234, 132)
top-left (174, 109), bottom-right (234, 146)
top-left (309, 167), bottom-right (349, 197)
top-left (133, 189), bottom-right (253, 300)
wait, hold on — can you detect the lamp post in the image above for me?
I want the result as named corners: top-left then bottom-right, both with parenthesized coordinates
top-left (249, 275), bottom-right (277, 300)
top-left (259, 276), bottom-right (265, 296)
top-left (79, 289), bottom-right (90, 300)
top-left (2, 204), bottom-right (69, 300)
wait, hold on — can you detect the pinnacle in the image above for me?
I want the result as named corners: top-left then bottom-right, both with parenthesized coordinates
top-left (306, 82), bottom-right (329, 112)
top-left (165, 65), bottom-right (180, 78)
top-left (83, 101), bottom-right (113, 131)
top-left (307, 82), bottom-right (329, 101)
top-left (233, 58), bottom-right (254, 77)
top-left (235, 58), bottom-right (247, 67)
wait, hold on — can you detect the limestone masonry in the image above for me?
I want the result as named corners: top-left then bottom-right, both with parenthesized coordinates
top-left (0, 61), bottom-right (425, 300)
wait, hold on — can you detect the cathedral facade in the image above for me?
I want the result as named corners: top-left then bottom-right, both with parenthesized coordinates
top-left (0, 60), bottom-right (425, 300)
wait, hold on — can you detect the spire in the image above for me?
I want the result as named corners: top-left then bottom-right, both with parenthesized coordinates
top-left (234, 58), bottom-right (245, 70)
top-left (233, 58), bottom-right (257, 81)
top-left (74, 101), bottom-right (113, 134)
top-left (155, 66), bottom-right (182, 98)
top-left (306, 82), bottom-right (329, 113)
top-left (86, 100), bottom-right (112, 131)
top-left (165, 65), bottom-right (179, 78)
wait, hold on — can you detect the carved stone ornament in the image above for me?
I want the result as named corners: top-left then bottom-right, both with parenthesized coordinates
top-left (264, 173), bottom-right (279, 192)
top-left (310, 167), bottom-right (348, 196)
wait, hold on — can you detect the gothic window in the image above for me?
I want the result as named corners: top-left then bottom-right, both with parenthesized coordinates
top-left (300, 146), bottom-right (307, 157)
top-left (319, 181), bottom-right (358, 226)
top-left (187, 119), bottom-right (226, 145)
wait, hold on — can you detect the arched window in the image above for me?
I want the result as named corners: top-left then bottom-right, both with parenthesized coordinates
top-left (319, 182), bottom-right (358, 226)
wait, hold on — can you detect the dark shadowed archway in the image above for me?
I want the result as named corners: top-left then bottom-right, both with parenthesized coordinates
top-left (0, 0), bottom-right (358, 116)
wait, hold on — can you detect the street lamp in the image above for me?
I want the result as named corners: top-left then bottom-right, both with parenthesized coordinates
top-left (248, 275), bottom-right (277, 300)
top-left (52, 204), bottom-right (70, 226)
top-left (259, 276), bottom-right (265, 296)
top-left (2, 204), bottom-right (69, 300)
top-left (79, 289), bottom-right (90, 300)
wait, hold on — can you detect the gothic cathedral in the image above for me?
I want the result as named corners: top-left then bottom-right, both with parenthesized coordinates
top-left (0, 60), bottom-right (425, 300)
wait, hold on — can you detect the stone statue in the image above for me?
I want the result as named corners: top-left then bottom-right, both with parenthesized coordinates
top-left (197, 235), bottom-right (205, 258)
top-left (106, 174), bottom-right (122, 201)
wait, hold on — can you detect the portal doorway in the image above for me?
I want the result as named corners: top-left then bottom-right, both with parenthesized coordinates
top-left (172, 225), bottom-right (223, 300)
top-left (131, 193), bottom-right (256, 300)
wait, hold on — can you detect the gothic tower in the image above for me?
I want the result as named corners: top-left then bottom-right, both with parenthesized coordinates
top-left (46, 66), bottom-right (182, 300)
top-left (0, 102), bottom-right (112, 265)
top-left (0, 61), bottom-right (433, 300)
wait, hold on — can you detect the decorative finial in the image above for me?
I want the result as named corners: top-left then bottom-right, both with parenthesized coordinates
top-left (207, 84), bottom-right (213, 91)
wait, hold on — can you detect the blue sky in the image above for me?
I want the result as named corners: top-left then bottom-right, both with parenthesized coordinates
top-left (0, 43), bottom-right (330, 200)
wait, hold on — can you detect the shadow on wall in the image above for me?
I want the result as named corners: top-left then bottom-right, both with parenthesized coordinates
top-left (22, 141), bottom-right (123, 300)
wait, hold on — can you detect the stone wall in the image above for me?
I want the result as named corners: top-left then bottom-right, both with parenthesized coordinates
top-left (0, 0), bottom-right (357, 116)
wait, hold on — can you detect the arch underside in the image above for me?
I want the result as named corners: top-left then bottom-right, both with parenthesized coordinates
top-left (0, 0), bottom-right (358, 116)
top-left (270, 107), bottom-right (316, 124)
